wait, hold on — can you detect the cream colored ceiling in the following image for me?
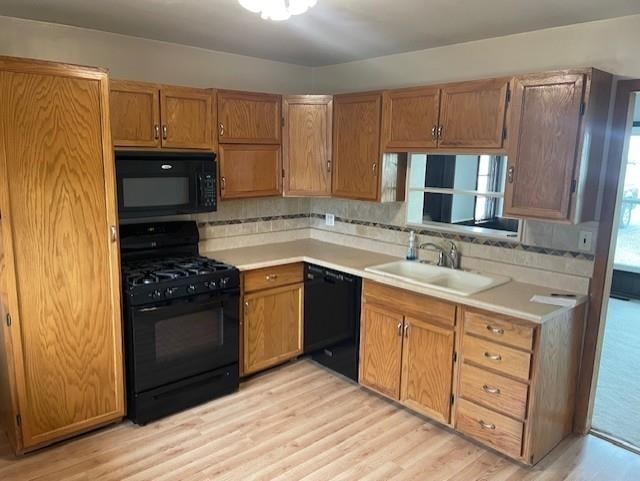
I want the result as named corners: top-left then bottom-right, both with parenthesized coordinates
top-left (1, 0), bottom-right (639, 66)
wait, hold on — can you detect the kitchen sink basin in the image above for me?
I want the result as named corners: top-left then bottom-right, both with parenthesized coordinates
top-left (364, 260), bottom-right (510, 296)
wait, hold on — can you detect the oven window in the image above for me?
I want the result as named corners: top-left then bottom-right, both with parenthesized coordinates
top-left (154, 310), bottom-right (223, 363)
top-left (122, 177), bottom-right (190, 207)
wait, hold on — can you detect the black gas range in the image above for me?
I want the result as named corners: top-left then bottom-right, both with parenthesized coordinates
top-left (120, 221), bottom-right (240, 425)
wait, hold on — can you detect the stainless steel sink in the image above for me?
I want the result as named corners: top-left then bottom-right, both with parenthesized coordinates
top-left (364, 260), bottom-right (510, 296)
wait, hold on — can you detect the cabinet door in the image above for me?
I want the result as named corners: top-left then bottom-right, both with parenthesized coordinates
top-left (243, 284), bottom-right (303, 375)
top-left (219, 144), bottom-right (282, 199)
top-left (218, 90), bottom-right (281, 144)
top-left (504, 73), bottom-right (586, 220)
top-left (382, 87), bottom-right (440, 151)
top-left (283, 95), bottom-right (333, 196)
top-left (110, 80), bottom-right (160, 148)
top-left (160, 86), bottom-right (213, 150)
top-left (359, 304), bottom-right (403, 400)
top-left (438, 78), bottom-right (509, 149)
top-left (332, 93), bottom-right (382, 200)
top-left (400, 317), bottom-right (455, 424)
top-left (0, 62), bottom-right (124, 450)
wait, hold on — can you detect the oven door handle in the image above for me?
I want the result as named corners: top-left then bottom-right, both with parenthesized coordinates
top-left (133, 290), bottom-right (240, 317)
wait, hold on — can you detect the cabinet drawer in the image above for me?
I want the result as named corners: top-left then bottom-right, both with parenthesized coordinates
top-left (464, 310), bottom-right (534, 350)
top-left (244, 263), bottom-right (303, 292)
top-left (456, 398), bottom-right (524, 459)
top-left (462, 335), bottom-right (531, 381)
top-left (362, 280), bottom-right (456, 327)
top-left (459, 363), bottom-right (529, 420)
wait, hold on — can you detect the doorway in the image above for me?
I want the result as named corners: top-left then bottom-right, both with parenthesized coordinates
top-left (591, 91), bottom-right (640, 450)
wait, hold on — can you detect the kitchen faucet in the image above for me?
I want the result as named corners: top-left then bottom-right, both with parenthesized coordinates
top-left (419, 240), bottom-right (460, 269)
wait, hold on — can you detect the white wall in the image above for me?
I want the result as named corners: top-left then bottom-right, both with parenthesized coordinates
top-left (311, 14), bottom-right (640, 93)
top-left (0, 16), bottom-right (312, 93)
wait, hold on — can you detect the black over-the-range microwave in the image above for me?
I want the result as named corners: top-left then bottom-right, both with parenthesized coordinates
top-left (115, 151), bottom-right (217, 219)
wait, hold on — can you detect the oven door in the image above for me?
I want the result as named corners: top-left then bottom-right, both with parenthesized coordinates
top-left (130, 291), bottom-right (239, 393)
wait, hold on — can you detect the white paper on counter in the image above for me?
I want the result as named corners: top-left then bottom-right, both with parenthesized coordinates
top-left (530, 295), bottom-right (578, 307)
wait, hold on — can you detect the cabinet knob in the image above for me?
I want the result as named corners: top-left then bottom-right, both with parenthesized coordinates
top-left (221, 177), bottom-right (226, 190)
top-left (265, 274), bottom-right (278, 281)
top-left (244, 301), bottom-right (249, 307)
top-left (507, 166), bottom-right (514, 183)
top-left (154, 124), bottom-right (160, 140)
top-left (219, 122), bottom-right (225, 137)
top-left (162, 125), bottom-right (168, 140)
top-left (486, 324), bottom-right (504, 336)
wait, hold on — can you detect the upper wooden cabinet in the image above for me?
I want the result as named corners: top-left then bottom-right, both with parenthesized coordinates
top-left (0, 56), bottom-right (124, 454)
top-left (110, 80), bottom-right (160, 148)
top-left (438, 78), bottom-right (509, 149)
top-left (110, 80), bottom-right (214, 150)
top-left (381, 79), bottom-right (509, 152)
top-left (382, 86), bottom-right (440, 151)
top-left (283, 95), bottom-right (333, 197)
top-left (332, 92), bottom-right (382, 201)
top-left (218, 90), bottom-right (281, 144)
top-left (218, 144), bottom-right (281, 200)
top-left (504, 69), bottom-right (612, 222)
top-left (160, 86), bottom-right (213, 150)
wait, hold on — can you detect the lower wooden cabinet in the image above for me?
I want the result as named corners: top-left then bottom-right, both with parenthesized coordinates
top-left (241, 264), bottom-right (303, 376)
top-left (359, 281), bottom-right (457, 424)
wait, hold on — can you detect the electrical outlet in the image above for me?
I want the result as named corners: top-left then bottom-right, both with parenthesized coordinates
top-left (578, 231), bottom-right (593, 252)
top-left (325, 213), bottom-right (335, 226)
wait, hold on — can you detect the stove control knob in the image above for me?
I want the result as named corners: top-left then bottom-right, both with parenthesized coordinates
top-left (187, 284), bottom-right (197, 293)
top-left (205, 280), bottom-right (218, 290)
top-left (165, 287), bottom-right (176, 297)
top-left (220, 277), bottom-right (230, 288)
top-left (151, 289), bottom-right (162, 299)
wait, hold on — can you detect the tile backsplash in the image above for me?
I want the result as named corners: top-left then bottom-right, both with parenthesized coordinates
top-left (195, 197), bottom-right (597, 294)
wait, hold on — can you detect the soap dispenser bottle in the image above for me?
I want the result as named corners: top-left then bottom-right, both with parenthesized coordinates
top-left (406, 230), bottom-right (418, 260)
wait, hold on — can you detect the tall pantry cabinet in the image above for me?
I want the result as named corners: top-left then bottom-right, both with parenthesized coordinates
top-left (0, 56), bottom-right (124, 454)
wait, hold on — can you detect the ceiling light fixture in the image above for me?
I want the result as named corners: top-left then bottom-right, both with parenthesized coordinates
top-left (239, 0), bottom-right (318, 21)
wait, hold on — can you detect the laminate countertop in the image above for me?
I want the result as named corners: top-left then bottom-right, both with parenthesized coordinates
top-left (203, 239), bottom-right (587, 324)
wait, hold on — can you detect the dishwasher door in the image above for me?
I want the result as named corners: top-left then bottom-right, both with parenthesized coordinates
top-left (304, 264), bottom-right (361, 381)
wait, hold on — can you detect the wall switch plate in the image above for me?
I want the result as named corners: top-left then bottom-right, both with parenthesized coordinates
top-left (578, 231), bottom-right (593, 252)
top-left (325, 213), bottom-right (335, 226)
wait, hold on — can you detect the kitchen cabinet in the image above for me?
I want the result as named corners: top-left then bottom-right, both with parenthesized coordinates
top-left (283, 95), bottom-right (333, 196)
top-left (219, 144), bottom-right (282, 199)
top-left (242, 264), bottom-right (303, 376)
top-left (359, 281), bottom-right (457, 424)
top-left (332, 92), bottom-right (382, 201)
top-left (504, 69), bottom-right (612, 222)
top-left (381, 78), bottom-right (509, 152)
top-left (110, 80), bottom-right (214, 150)
top-left (455, 306), bottom-right (585, 465)
top-left (0, 56), bottom-right (124, 453)
top-left (217, 90), bottom-right (281, 144)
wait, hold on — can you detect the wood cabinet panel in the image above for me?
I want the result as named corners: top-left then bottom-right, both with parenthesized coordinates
top-left (456, 398), bottom-right (524, 459)
top-left (244, 263), bottom-right (303, 293)
top-left (504, 73), bottom-right (585, 220)
top-left (160, 86), bottom-right (212, 150)
top-left (218, 90), bottom-right (281, 144)
top-left (462, 335), bottom-right (531, 381)
top-left (218, 144), bottom-right (281, 199)
top-left (438, 78), bottom-right (509, 149)
top-left (0, 61), bottom-right (123, 450)
top-left (382, 87), bottom-right (440, 151)
top-left (109, 80), bottom-right (160, 147)
top-left (459, 363), bottom-right (528, 420)
top-left (359, 304), bottom-right (403, 399)
top-left (243, 283), bottom-right (303, 375)
top-left (400, 317), bottom-right (454, 424)
top-left (332, 93), bottom-right (382, 200)
top-left (463, 309), bottom-right (534, 351)
top-left (283, 96), bottom-right (332, 196)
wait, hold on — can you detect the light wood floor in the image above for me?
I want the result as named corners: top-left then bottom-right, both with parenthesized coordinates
top-left (1, 360), bottom-right (639, 481)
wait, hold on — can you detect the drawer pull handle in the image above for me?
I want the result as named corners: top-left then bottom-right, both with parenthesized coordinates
top-left (397, 322), bottom-right (403, 337)
top-left (482, 384), bottom-right (501, 395)
top-left (265, 274), bottom-right (279, 281)
top-left (486, 325), bottom-right (504, 335)
top-left (484, 352), bottom-right (502, 362)
top-left (478, 420), bottom-right (496, 430)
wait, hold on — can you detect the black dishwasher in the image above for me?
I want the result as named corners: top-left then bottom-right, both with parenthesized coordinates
top-left (304, 263), bottom-right (362, 381)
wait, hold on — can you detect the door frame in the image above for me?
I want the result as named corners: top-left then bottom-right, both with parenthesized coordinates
top-left (575, 79), bottom-right (640, 433)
